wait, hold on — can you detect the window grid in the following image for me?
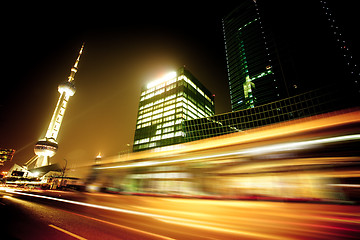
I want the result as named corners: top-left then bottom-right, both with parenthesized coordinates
top-left (184, 85), bottom-right (352, 142)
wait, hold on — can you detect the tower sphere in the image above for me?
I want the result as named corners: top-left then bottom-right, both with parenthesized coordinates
top-left (34, 139), bottom-right (58, 158)
top-left (58, 81), bottom-right (76, 96)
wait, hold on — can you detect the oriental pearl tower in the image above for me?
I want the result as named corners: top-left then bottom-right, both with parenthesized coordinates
top-left (33, 44), bottom-right (84, 168)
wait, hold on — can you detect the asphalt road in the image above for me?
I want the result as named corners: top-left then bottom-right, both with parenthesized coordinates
top-left (1, 189), bottom-right (359, 240)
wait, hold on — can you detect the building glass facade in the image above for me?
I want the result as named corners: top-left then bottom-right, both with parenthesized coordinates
top-left (184, 84), bottom-right (354, 142)
top-left (223, 0), bottom-right (288, 111)
top-left (133, 67), bottom-right (214, 152)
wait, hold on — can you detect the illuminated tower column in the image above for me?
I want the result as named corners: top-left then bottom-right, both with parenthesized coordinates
top-left (34, 44), bottom-right (84, 168)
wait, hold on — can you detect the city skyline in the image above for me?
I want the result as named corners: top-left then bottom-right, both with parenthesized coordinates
top-left (1, 1), bottom-right (359, 171)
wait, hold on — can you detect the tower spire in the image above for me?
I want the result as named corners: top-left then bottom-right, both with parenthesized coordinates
top-left (68, 42), bottom-right (85, 83)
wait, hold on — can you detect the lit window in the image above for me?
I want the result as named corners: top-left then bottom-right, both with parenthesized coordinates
top-left (143, 112), bottom-right (153, 118)
top-left (165, 94), bottom-right (176, 101)
top-left (164, 104), bottom-right (175, 111)
top-left (152, 113), bottom-right (163, 120)
top-left (166, 83), bottom-right (177, 91)
top-left (161, 132), bottom-right (175, 139)
top-left (141, 122), bottom-right (151, 128)
top-left (176, 102), bottom-right (183, 108)
top-left (139, 138), bottom-right (149, 143)
top-left (146, 88), bottom-right (155, 94)
top-left (143, 102), bottom-right (154, 109)
top-left (151, 136), bottom-right (161, 141)
top-left (163, 109), bottom-right (175, 116)
top-left (155, 88), bottom-right (165, 96)
top-left (154, 103), bottom-right (164, 110)
top-left (149, 142), bottom-right (157, 148)
top-left (143, 117), bottom-right (151, 123)
top-left (175, 119), bottom-right (183, 125)
top-left (154, 99), bottom-right (164, 105)
top-left (164, 115), bottom-right (174, 121)
top-left (163, 127), bottom-right (174, 133)
top-left (197, 87), bottom-right (204, 96)
top-left (162, 121), bottom-right (174, 128)
top-left (153, 109), bottom-right (163, 115)
top-left (156, 83), bottom-right (165, 89)
top-left (164, 99), bottom-right (175, 106)
top-left (175, 131), bottom-right (185, 137)
top-left (144, 92), bottom-right (154, 100)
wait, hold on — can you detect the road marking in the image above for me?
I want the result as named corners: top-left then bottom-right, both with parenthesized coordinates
top-left (60, 209), bottom-right (175, 240)
top-left (10, 191), bottom-right (175, 240)
top-left (1, 190), bottom-right (297, 239)
top-left (49, 224), bottom-right (87, 240)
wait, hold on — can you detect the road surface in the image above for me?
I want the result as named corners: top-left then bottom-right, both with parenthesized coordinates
top-left (1, 189), bottom-right (359, 239)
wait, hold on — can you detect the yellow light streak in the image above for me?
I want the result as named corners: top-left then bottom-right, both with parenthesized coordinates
top-left (95, 134), bottom-right (360, 170)
top-left (60, 209), bottom-right (175, 240)
top-left (157, 218), bottom-right (291, 240)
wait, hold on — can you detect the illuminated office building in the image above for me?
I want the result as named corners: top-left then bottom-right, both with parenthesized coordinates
top-left (133, 67), bottom-right (215, 152)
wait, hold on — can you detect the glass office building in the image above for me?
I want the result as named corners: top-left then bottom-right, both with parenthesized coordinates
top-left (222, 0), bottom-right (286, 111)
top-left (133, 67), bottom-right (214, 152)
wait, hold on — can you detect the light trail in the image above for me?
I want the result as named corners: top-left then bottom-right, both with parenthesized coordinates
top-left (57, 209), bottom-right (175, 240)
top-left (6, 191), bottom-right (246, 232)
top-left (2, 190), bottom-right (175, 240)
top-left (4, 189), bottom-right (360, 239)
top-left (4, 190), bottom-right (294, 239)
top-left (6, 190), bottom-right (177, 240)
top-left (95, 134), bottom-right (360, 170)
top-left (7, 190), bottom-right (168, 219)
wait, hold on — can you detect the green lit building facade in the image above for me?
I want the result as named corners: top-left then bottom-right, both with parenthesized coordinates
top-left (133, 67), bottom-right (214, 152)
top-left (222, 0), bottom-right (286, 111)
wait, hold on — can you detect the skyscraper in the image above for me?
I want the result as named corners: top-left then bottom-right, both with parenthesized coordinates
top-left (223, 1), bottom-right (360, 111)
top-left (133, 67), bottom-right (214, 152)
top-left (222, 0), bottom-right (285, 111)
top-left (33, 44), bottom-right (84, 168)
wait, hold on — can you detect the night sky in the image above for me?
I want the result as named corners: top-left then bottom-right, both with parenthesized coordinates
top-left (1, 1), bottom-right (359, 171)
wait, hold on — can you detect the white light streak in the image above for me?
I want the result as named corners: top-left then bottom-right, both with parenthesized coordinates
top-left (6, 190), bottom-right (284, 239)
top-left (95, 134), bottom-right (360, 170)
top-left (6, 190), bottom-right (225, 237)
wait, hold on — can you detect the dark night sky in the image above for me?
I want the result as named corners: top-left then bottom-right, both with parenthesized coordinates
top-left (1, 1), bottom-right (359, 171)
